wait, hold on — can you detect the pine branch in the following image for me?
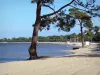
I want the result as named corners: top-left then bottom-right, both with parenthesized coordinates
top-left (41, 0), bottom-right (75, 18)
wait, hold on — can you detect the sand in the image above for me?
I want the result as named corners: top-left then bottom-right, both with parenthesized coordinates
top-left (0, 44), bottom-right (100, 75)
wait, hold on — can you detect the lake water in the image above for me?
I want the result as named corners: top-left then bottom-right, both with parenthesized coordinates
top-left (0, 43), bottom-right (73, 62)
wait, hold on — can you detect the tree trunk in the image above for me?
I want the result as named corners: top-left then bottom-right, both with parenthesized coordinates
top-left (80, 22), bottom-right (84, 47)
top-left (28, 1), bottom-right (41, 60)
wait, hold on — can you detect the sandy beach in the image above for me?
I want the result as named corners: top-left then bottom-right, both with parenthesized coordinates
top-left (0, 44), bottom-right (100, 75)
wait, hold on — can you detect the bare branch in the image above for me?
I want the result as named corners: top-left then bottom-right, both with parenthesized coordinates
top-left (75, 0), bottom-right (96, 8)
top-left (69, 5), bottom-right (88, 12)
top-left (42, 4), bottom-right (55, 12)
top-left (41, 0), bottom-right (75, 18)
top-left (74, 0), bottom-right (85, 8)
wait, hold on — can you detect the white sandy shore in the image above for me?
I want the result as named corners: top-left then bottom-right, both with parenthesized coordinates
top-left (62, 44), bottom-right (100, 55)
top-left (0, 44), bottom-right (100, 75)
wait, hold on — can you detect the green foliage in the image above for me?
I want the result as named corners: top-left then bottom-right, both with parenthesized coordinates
top-left (69, 8), bottom-right (91, 20)
top-left (56, 11), bottom-right (75, 32)
top-left (93, 26), bottom-right (100, 34)
top-left (84, 30), bottom-right (93, 36)
top-left (83, 20), bottom-right (93, 29)
top-left (93, 32), bottom-right (100, 42)
top-left (40, 10), bottom-right (75, 32)
top-left (40, 16), bottom-right (52, 31)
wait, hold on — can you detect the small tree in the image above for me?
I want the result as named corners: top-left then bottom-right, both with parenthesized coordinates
top-left (69, 8), bottom-right (92, 47)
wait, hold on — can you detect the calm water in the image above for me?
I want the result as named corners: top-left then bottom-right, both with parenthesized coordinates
top-left (0, 43), bottom-right (72, 62)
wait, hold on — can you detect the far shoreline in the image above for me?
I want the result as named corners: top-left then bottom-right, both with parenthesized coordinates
top-left (0, 42), bottom-right (67, 45)
top-left (0, 41), bottom-right (99, 46)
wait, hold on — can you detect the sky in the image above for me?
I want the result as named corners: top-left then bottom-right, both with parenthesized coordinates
top-left (0, 0), bottom-right (100, 38)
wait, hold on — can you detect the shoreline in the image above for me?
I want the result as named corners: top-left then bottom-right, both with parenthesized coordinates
top-left (0, 42), bottom-right (99, 47)
top-left (1, 41), bottom-right (99, 44)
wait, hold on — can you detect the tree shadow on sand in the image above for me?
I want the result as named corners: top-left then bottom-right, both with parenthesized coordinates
top-left (62, 53), bottom-right (100, 58)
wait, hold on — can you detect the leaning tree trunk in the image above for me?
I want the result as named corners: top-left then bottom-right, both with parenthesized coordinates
top-left (80, 22), bottom-right (84, 47)
top-left (28, 1), bottom-right (41, 60)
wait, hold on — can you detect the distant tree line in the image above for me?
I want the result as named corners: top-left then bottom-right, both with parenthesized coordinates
top-left (0, 32), bottom-right (100, 42)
